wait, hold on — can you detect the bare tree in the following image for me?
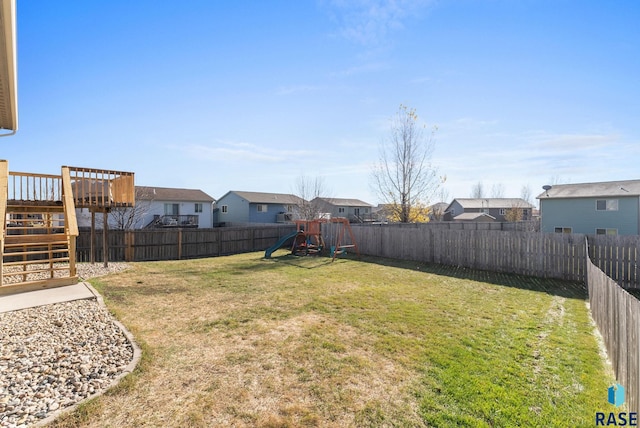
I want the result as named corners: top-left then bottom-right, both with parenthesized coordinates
top-left (520, 184), bottom-right (533, 205)
top-left (293, 175), bottom-right (330, 220)
top-left (470, 181), bottom-right (485, 198)
top-left (371, 104), bottom-right (442, 223)
top-left (429, 187), bottom-right (450, 221)
top-left (109, 187), bottom-right (153, 230)
top-left (490, 183), bottom-right (505, 198)
top-left (504, 203), bottom-right (524, 222)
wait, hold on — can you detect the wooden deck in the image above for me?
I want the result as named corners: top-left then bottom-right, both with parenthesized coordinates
top-left (0, 161), bottom-right (134, 293)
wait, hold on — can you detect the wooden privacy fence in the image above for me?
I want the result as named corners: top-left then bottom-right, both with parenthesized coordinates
top-left (587, 239), bottom-right (640, 413)
top-left (351, 224), bottom-right (640, 287)
top-left (76, 222), bottom-right (640, 288)
top-left (587, 234), bottom-right (640, 289)
top-left (351, 224), bottom-right (588, 282)
top-left (76, 225), bottom-right (296, 262)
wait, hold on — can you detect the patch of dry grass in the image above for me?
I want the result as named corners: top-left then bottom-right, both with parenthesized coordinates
top-left (49, 252), bottom-right (613, 427)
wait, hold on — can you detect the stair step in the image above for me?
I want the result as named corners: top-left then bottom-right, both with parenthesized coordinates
top-left (2, 248), bottom-right (69, 257)
top-left (6, 225), bottom-right (64, 231)
top-left (0, 276), bottom-right (79, 295)
top-left (4, 234), bottom-right (69, 246)
top-left (2, 266), bottom-right (71, 277)
top-left (3, 257), bottom-right (70, 267)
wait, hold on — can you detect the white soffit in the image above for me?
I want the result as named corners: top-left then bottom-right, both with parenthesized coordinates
top-left (0, 0), bottom-right (17, 134)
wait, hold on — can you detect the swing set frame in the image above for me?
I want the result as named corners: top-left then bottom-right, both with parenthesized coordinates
top-left (292, 217), bottom-right (359, 261)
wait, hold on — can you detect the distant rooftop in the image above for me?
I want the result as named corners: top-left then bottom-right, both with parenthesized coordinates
top-left (536, 179), bottom-right (640, 199)
top-left (452, 198), bottom-right (535, 209)
top-left (137, 186), bottom-right (215, 202)
top-left (227, 191), bottom-right (303, 205)
top-left (315, 197), bottom-right (372, 207)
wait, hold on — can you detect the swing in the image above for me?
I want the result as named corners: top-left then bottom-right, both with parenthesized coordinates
top-left (330, 217), bottom-right (359, 262)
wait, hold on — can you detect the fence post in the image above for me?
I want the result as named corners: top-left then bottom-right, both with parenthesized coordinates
top-left (125, 230), bottom-right (134, 262)
top-left (251, 228), bottom-right (255, 251)
top-left (103, 212), bottom-right (109, 268)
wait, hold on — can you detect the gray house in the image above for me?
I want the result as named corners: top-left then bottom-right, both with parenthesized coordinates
top-left (214, 191), bottom-right (303, 225)
top-left (312, 197), bottom-right (373, 222)
top-left (537, 180), bottom-right (640, 235)
top-left (443, 198), bottom-right (535, 222)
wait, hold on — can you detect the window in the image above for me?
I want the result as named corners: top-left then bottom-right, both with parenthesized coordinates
top-left (596, 228), bottom-right (618, 235)
top-left (554, 227), bottom-right (572, 234)
top-left (257, 204), bottom-right (268, 212)
top-left (596, 199), bottom-right (618, 211)
top-left (221, 205), bottom-right (228, 213)
top-left (195, 203), bottom-right (203, 213)
top-left (164, 203), bottom-right (179, 216)
top-left (338, 207), bottom-right (345, 213)
top-left (286, 205), bottom-right (294, 212)
top-left (499, 208), bottom-right (507, 215)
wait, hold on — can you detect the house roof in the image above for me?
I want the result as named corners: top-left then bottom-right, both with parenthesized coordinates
top-left (314, 197), bottom-right (372, 207)
top-left (0, 0), bottom-right (18, 133)
top-left (137, 186), bottom-right (215, 202)
top-left (450, 198), bottom-right (535, 209)
top-left (536, 179), bottom-right (640, 199)
top-left (429, 202), bottom-right (449, 211)
top-left (454, 212), bottom-right (496, 221)
top-left (223, 191), bottom-right (303, 205)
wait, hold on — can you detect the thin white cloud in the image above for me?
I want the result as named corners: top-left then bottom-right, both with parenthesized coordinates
top-left (275, 84), bottom-right (324, 95)
top-left (323, 0), bottom-right (433, 46)
top-left (410, 75), bottom-right (437, 84)
top-left (436, 129), bottom-right (626, 192)
top-left (330, 61), bottom-right (389, 77)
top-left (177, 142), bottom-right (319, 163)
top-left (531, 132), bottom-right (619, 151)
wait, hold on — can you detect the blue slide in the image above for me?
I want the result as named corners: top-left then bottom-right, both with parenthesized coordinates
top-left (264, 231), bottom-right (299, 258)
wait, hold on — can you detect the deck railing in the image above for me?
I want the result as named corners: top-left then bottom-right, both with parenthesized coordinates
top-left (147, 214), bottom-right (199, 228)
top-left (65, 166), bottom-right (135, 209)
top-left (7, 170), bottom-right (62, 204)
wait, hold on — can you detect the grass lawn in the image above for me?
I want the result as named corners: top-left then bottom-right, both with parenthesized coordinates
top-left (51, 251), bottom-right (615, 427)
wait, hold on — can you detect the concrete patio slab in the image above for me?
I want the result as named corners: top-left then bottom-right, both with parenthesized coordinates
top-left (0, 282), bottom-right (98, 313)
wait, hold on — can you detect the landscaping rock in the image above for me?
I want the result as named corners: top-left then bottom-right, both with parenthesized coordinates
top-left (0, 263), bottom-right (134, 427)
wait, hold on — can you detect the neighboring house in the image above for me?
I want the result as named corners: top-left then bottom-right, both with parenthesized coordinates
top-left (537, 179), bottom-right (640, 235)
top-left (77, 186), bottom-right (215, 229)
top-left (312, 197), bottom-right (374, 222)
top-left (452, 212), bottom-right (496, 222)
top-left (214, 191), bottom-right (303, 225)
top-left (443, 198), bottom-right (535, 222)
top-left (428, 202), bottom-right (449, 221)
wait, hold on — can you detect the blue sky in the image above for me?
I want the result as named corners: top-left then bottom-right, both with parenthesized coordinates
top-left (4, 0), bottom-right (640, 207)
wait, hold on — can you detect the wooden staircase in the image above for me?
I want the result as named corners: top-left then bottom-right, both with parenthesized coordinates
top-left (0, 161), bottom-right (135, 295)
top-left (0, 162), bottom-right (79, 295)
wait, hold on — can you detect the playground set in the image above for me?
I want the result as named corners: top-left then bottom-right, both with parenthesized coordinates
top-left (264, 217), bottom-right (359, 261)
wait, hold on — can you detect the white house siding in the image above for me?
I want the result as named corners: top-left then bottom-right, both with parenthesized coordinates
top-left (76, 200), bottom-right (213, 229)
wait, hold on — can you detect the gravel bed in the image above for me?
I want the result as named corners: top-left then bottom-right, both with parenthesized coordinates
top-left (2, 262), bottom-right (130, 285)
top-left (0, 263), bottom-right (135, 427)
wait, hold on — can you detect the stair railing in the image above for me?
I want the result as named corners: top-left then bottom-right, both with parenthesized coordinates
top-left (7, 170), bottom-right (62, 203)
top-left (61, 167), bottom-right (78, 278)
